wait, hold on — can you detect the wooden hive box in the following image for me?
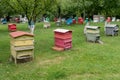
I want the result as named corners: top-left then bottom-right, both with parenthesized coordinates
top-left (8, 24), bottom-right (17, 32)
top-left (86, 26), bottom-right (100, 34)
top-left (93, 15), bottom-right (100, 22)
top-left (54, 28), bottom-right (72, 39)
top-left (85, 26), bottom-right (100, 42)
top-left (78, 17), bottom-right (84, 24)
top-left (55, 38), bottom-right (72, 49)
top-left (43, 22), bottom-right (50, 28)
top-left (53, 29), bottom-right (72, 50)
top-left (105, 24), bottom-right (119, 36)
top-left (9, 31), bottom-right (34, 64)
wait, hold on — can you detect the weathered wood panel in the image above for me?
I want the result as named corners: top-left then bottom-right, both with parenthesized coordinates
top-left (11, 40), bottom-right (34, 46)
top-left (14, 46), bottom-right (34, 51)
top-left (10, 31), bottom-right (34, 64)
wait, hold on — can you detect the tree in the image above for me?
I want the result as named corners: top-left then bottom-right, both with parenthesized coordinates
top-left (71, 0), bottom-right (93, 19)
top-left (1, 0), bottom-right (120, 24)
top-left (0, 0), bottom-right (14, 18)
top-left (3, 0), bottom-right (56, 34)
top-left (102, 0), bottom-right (118, 17)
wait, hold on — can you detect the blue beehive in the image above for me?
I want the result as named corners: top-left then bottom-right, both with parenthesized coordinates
top-left (66, 18), bottom-right (72, 25)
top-left (1, 18), bottom-right (7, 24)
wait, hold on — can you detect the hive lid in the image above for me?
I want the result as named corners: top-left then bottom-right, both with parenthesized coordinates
top-left (8, 23), bottom-right (16, 26)
top-left (54, 28), bottom-right (72, 33)
top-left (86, 30), bottom-right (100, 33)
top-left (86, 26), bottom-right (100, 29)
top-left (106, 24), bottom-right (118, 27)
top-left (10, 31), bottom-right (34, 38)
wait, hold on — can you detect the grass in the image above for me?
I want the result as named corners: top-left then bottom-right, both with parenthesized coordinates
top-left (0, 21), bottom-right (120, 80)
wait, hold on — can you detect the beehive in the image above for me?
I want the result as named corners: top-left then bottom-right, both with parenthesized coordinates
top-left (78, 17), bottom-right (84, 24)
top-left (8, 24), bottom-right (17, 32)
top-left (105, 24), bottom-right (119, 36)
top-left (9, 31), bottom-right (34, 64)
top-left (56, 20), bottom-right (61, 26)
top-left (72, 19), bottom-right (76, 24)
top-left (93, 15), bottom-right (100, 22)
top-left (85, 26), bottom-right (100, 42)
top-left (43, 22), bottom-right (50, 28)
top-left (53, 29), bottom-right (72, 51)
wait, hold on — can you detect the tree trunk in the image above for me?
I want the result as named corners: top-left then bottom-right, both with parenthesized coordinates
top-left (28, 19), bottom-right (35, 34)
top-left (82, 0), bottom-right (86, 19)
top-left (83, 10), bottom-right (86, 19)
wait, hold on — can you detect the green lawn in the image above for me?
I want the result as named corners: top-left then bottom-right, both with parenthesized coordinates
top-left (0, 22), bottom-right (120, 80)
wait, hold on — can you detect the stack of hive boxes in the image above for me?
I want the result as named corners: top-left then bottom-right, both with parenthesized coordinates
top-left (85, 26), bottom-right (100, 42)
top-left (43, 22), bottom-right (50, 28)
top-left (53, 29), bottom-right (72, 51)
top-left (93, 15), bottom-right (100, 22)
top-left (9, 31), bottom-right (34, 64)
top-left (105, 24), bottom-right (119, 36)
top-left (56, 20), bottom-right (61, 26)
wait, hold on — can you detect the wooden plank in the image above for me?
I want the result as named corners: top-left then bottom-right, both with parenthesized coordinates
top-left (17, 50), bottom-right (33, 59)
top-left (11, 40), bottom-right (34, 46)
top-left (52, 46), bottom-right (64, 51)
top-left (11, 36), bottom-right (33, 40)
top-left (14, 46), bottom-right (34, 51)
top-left (11, 45), bottom-right (16, 58)
top-left (17, 55), bottom-right (32, 59)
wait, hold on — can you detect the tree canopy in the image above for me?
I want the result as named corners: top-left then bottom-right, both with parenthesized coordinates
top-left (0, 0), bottom-right (120, 20)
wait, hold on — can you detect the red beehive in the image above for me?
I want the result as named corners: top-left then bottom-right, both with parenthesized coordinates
top-left (53, 29), bottom-right (72, 51)
top-left (55, 38), bottom-right (72, 49)
top-left (54, 29), bottom-right (72, 39)
top-left (72, 19), bottom-right (76, 24)
top-left (106, 17), bottom-right (111, 23)
top-left (8, 24), bottom-right (17, 32)
top-left (54, 17), bottom-right (58, 22)
top-left (78, 17), bottom-right (84, 24)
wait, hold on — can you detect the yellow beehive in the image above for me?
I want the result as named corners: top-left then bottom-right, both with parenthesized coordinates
top-left (9, 31), bottom-right (34, 64)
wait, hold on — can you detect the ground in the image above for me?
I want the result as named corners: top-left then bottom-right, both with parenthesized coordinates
top-left (0, 22), bottom-right (120, 80)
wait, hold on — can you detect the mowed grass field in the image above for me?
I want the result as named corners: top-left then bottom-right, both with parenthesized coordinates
top-left (0, 21), bottom-right (120, 80)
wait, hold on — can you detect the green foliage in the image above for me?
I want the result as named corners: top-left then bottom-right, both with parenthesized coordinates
top-left (0, 0), bottom-right (15, 17)
top-left (0, 0), bottom-right (57, 23)
top-left (1, 0), bottom-right (120, 19)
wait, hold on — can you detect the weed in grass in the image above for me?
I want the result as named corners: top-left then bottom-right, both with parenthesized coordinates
top-left (47, 68), bottom-right (67, 80)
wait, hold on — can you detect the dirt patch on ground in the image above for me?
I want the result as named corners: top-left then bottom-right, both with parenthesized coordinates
top-left (39, 56), bottom-right (66, 66)
top-left (67, 73), bottom-right (97, 79)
